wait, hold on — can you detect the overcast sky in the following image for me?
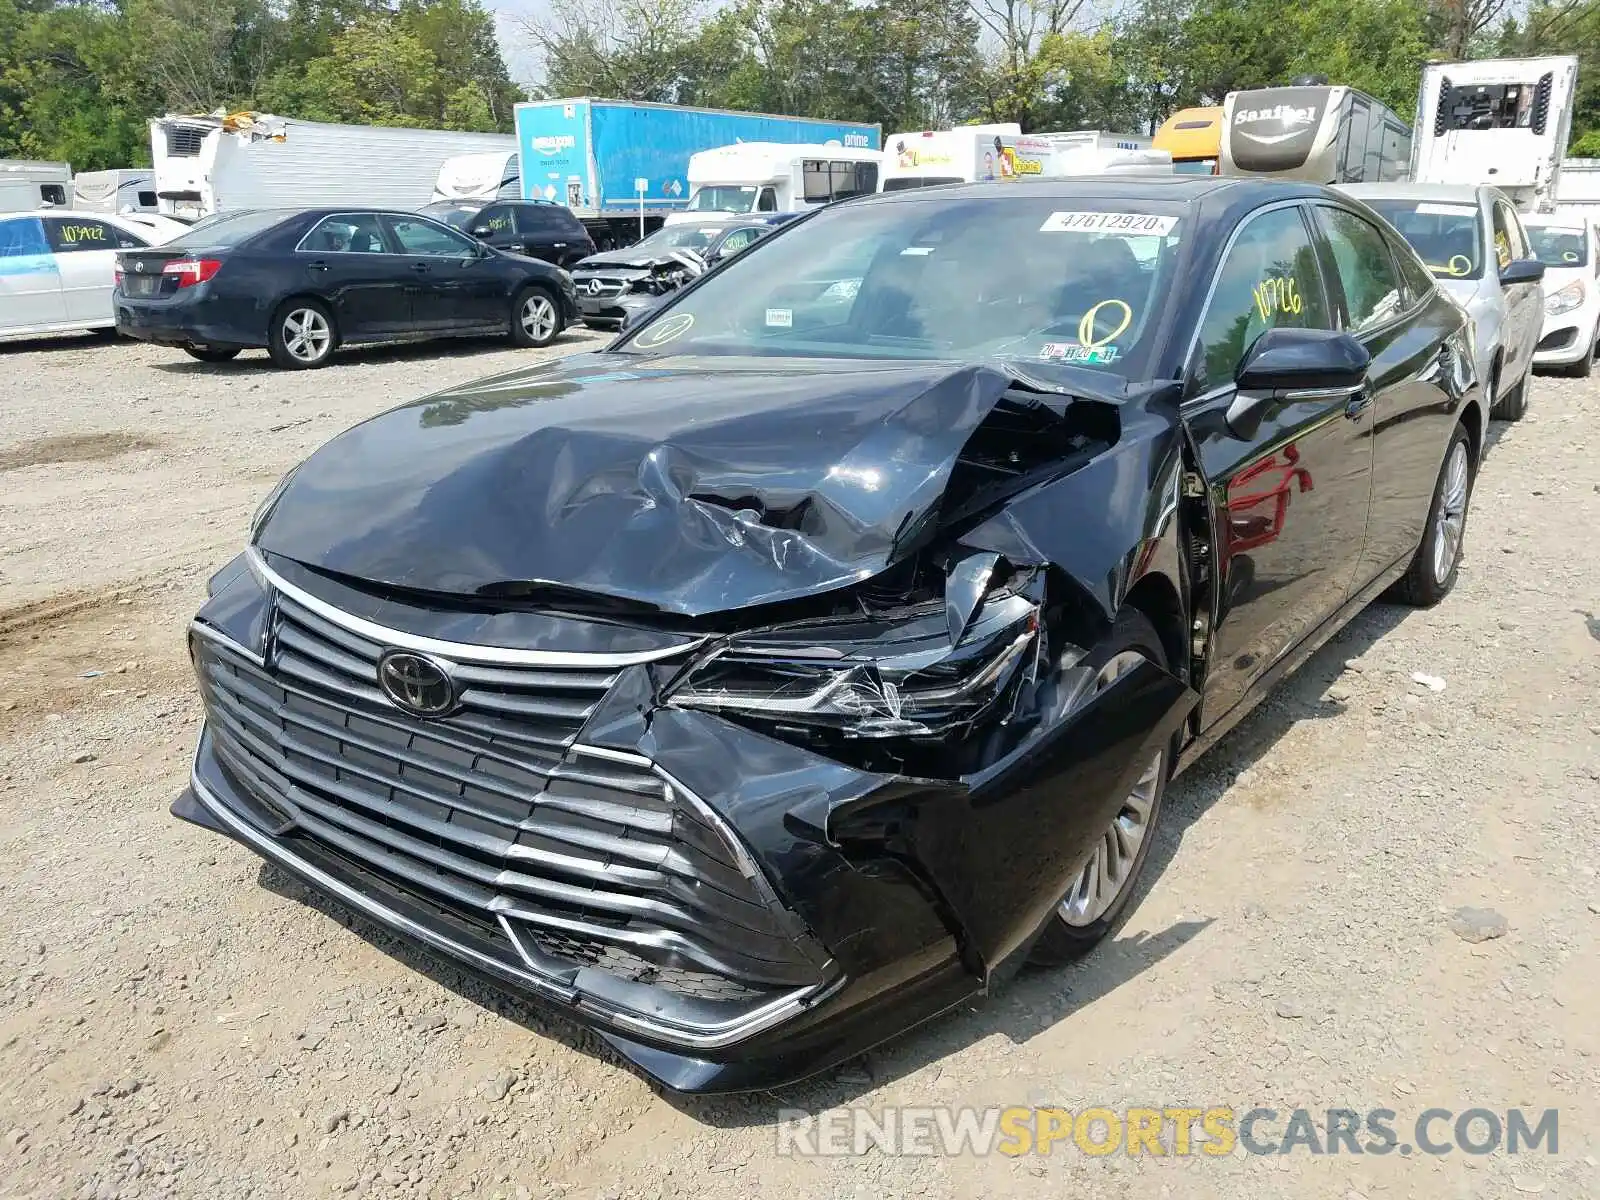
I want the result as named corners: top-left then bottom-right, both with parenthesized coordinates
top-left (488, 0), bottom-right (546, 89)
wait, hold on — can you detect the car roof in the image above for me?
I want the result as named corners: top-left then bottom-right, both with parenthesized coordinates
top-left (1341, 182), bottom-right (1491, 205)
top-left (1521, 211), bottom-right (1588, 227)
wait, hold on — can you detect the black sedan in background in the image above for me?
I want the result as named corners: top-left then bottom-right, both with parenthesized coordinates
top-left (418, 198), bottom-right (598, 267)
top-left (572, 217), bottom-right (796, 328)
top-left (177, 177), bottom-right (1485, 1092)
top-left (115, 208), bottom-right (579, 369)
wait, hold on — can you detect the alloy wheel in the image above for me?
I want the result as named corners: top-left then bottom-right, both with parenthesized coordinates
top-left (1058, 650), bottom-right (1163, 928)
top-left (521, 293), bottom-right (557, 342)
top-left (1432, 440), bottom-right (1470, 585)
top-left (282, 308), bottom-right (331, 364)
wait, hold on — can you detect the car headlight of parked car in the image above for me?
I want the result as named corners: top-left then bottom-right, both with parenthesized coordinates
top-left (1546, 280), bottom-right (1586, 316)
top-left (669, 591), bottom-right (1052, 740)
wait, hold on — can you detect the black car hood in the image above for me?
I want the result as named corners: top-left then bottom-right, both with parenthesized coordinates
top-left (254, 353), bottom-right (1133, 617)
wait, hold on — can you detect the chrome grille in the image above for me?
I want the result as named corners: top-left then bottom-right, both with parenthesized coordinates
top-left (575, 275), bottom-right (628, 298)
top-left (191, 602), bottom-right (827, 996)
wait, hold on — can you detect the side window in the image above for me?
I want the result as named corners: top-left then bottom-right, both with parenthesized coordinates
top-left (1195, 206), bottom-right (1332, 387)
top-left (387, 217), bottom-right (476, 257)
top-left (1341, 98), bottom-right (1370, 182)
top-left (802, 161), bottom-right (829, 204)
top-left (1500, 203), bottom-right (1529, 260)
top-left (1389, 232), bottom-right (1437, 305)
top-left (514, 206), bottom-right (558, 235)
top-left (0, 217), bottom-right (49, 259)
top-left (39, 183), bottom-right (67, 206)
top-left (1490, 203), bottom-right (1514, 270)
top-left (475, 205), bottom-right (514, 236)
top-left (137, 191), bottom-right (158, 209)
top-left (303, 214), bottom-right (388, 253)
top-left (718, 228), bottom-right (761, 258)
top-left (44, 217), bottom-right (128, 253)
top-left (758, 187), bottom-right (777, 212)
top-left (1316, 206), bottom-right (1404, 332)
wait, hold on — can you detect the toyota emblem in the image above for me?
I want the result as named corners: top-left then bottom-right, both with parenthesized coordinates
top-left (376, 650), bottom-right (457, 717)
top-left (133, 261), bottom-right (144, 273)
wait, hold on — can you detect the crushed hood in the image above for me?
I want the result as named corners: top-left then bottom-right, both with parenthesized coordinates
top-left (253, 353), bottom-right (1102, 617)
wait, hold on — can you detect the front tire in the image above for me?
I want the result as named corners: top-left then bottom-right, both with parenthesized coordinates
top-left (510, 285), bottom-right (562, 348)
top-left (1391, 422), bottom-right (1474, 608)
top-left (267, 300), bottom-right (335, 370)
top-left (1029, 609), bottom-right (1172, 966)
top-left (1562, 341), bottom-right (1595, 378)
top-left (1491, 358), bottom-right (1529, 421)
top-left (182, 344), bottom-right (241, 363)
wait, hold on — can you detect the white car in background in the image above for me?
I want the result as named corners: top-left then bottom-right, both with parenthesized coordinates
top-left (0, 209), bottom-right (182, 340)
top-left (1523, 213), bottom-right (1600, 377)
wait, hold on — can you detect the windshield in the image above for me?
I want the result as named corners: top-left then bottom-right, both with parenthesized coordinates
top-left (631, 225), bottom-right (728, 254)
top-left (686, 186), bottom-right (759, 214)
top-left (1526, 225), bottom-right (1588, 268)
top-left (418, 202), bottom-right (481, 231)
top-left (1360, 199), bottom-right (1483, 280)
top-left (617, 195), bottom-right (1184, 374)
top-left (170, 209), bottom-right (288, 248)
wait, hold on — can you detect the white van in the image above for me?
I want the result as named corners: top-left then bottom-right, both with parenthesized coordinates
top-left (72, 169), bottom-right (159, 214)
top-left (0, 161), bottom-right (71, 211)
top-left (431, 150), bottom-right (521, 204)
top-left (667, 143), bottom-right (884, 225)
top-left (880, 126), bottom-right (1054, 191)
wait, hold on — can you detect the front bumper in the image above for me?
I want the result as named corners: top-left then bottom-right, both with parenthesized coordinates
top-left (175, 549), bottom-right (1192, 1091)
top-left (1533, 319), bottom-right (1596, 366)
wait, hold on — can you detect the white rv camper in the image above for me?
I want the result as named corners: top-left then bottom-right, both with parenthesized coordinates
top-left (149, 112), bottom-right (516, 217)
top-left (0, 160), bottom-right (71, 210)
top-left (1411, 56), bottom-right (1580, 213)
top-left (879, 126), bottom-right (1054, 191)
top-left (668, 143), bottom-right (884, 225)
top-left (71, 169), bottom-right (158, 214)
top-left (431, 150), bottom-right (521, 203)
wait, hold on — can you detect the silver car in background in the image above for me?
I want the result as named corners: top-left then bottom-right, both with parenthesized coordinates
top-left (1341, 183), bottom-right (1546, 421)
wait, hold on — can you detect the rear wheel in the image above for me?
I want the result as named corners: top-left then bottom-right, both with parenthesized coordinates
top-left (1391, 423), bottom-right (1474, 608)
top-left (1029, 609), bottom-right (1172, 966)
top-left (510, 285), bottom-right (561, 348)
top-left (268, 300), bottom-right (335, 370)
top-left (182, 344), bottom-right (241, 363)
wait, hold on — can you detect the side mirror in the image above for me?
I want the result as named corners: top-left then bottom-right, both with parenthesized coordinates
top-left (1499, 257), bottom-right (1544, 286)
top-left (1226, 328), bottom-right (1371, 440)
top-left (470, 226), bottom-right (492, 239)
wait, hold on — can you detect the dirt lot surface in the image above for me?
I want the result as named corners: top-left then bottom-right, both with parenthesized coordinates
top-left (1, 333), bottom-right (1596, 1200)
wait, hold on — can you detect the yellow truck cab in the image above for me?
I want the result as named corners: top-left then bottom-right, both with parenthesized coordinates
top-left (1153, 107), bottom-right (1223, 175)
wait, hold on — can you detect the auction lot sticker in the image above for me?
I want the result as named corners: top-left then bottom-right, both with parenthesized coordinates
top-left (1040, 211), bottom-right (1178, 235)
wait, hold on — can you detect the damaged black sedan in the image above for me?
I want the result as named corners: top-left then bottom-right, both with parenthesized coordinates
top-left (176, 177), bottom-right (1485, 1093)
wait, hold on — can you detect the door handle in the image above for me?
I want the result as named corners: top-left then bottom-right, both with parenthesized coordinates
top-left (1344, 390), bottom-right (1373, 420)
top-left (307, 260), bottom-right (329, 271)
top-left (410, 262), bottom-right (431, 273)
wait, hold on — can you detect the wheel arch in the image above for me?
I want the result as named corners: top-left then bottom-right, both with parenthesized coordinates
top-left (1120, 571), bottom-right (1188, 686)
top-left (270, 293), bottom-right (339, 346)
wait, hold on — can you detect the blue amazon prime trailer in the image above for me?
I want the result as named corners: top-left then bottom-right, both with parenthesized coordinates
top-left (514, 99), bottom-right (881, 246)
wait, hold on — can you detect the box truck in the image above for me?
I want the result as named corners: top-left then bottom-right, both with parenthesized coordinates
top-left (513, 99), bottom-right (880, 245)
top-left (1411, 56), bottom-right (1580, 213)
top-left (150, 111), bottom-right (515, 217)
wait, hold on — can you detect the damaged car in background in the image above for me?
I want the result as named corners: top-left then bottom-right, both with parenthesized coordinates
top-left (176, 177), bottom-right (1485, 1093)
top-left (570, 216), bottom-right (797, 329)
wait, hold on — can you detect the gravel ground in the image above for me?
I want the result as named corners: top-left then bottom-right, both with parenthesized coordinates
top-left (0, 333), bottom-right (1596, 1200)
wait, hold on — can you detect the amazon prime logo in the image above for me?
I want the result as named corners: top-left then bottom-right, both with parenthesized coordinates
top-left (376, 650), bottom-right (457, 717)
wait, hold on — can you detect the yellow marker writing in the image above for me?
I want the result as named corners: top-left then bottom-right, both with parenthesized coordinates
top-left (1078, 299), bottom-right (1132, 349)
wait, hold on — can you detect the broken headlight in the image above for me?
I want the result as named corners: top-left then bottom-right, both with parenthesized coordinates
top-left (669, 592), bottom-right (1046, 738)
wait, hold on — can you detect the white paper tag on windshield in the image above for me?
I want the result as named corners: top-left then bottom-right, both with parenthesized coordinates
top-left (765, 308), bottom-right (793, 328)
top-left (1415, 203), bottom-right (1478, 217)
top-left (1040, 211), bottom-right (1177, 235)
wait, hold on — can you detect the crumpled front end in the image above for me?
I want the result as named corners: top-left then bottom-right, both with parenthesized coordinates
top-left (179, 359), bottom-right (1202, 1092)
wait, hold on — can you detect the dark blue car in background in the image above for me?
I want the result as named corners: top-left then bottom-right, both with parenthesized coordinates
top-left (115, 208), bottom-right (579, 369)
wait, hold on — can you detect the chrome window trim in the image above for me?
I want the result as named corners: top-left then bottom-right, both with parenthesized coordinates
top-left (293, 212), bottom-right (396, 256)
top-left (1182, 198), bottom-right (1331, 386)
top-left (245, 546), bottom-right (706, 668)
